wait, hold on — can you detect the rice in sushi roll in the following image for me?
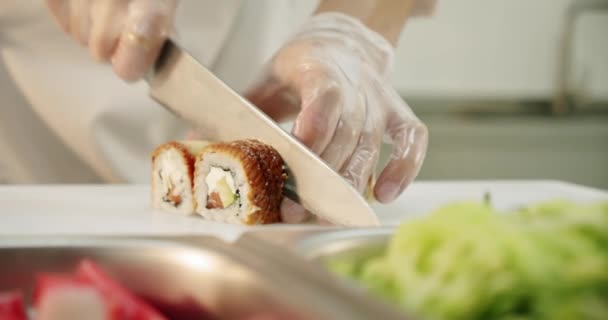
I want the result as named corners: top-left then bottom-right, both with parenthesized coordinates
top-left (193, 140), bottom-right (287, 225)
top-left (151, 140), bottom-right (209, 214)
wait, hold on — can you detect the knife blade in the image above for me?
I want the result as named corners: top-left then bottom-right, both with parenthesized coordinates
top-left (145, 40), bottom-right (379, 227)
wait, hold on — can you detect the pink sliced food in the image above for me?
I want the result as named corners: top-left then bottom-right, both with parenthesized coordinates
top-left (0, 291), bottom-right (28, 320)
top-left (38, 287), bottom-right (106, 320)
top-left (4, 259), bottom-right (216, 320)
top-left (34, 260), bottom-right (167, 320)
top-left (34, 273), bottom-right (89, 305)
top-left (75, 259), bottom-right (167, 320)
top-left (35, 277), bottom-right (108, 320)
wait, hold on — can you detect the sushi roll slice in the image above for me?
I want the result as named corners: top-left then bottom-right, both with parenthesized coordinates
top-left (193, 140), bottom-right (287, 225)
top-left (151, 140), bottom-right (209, 214)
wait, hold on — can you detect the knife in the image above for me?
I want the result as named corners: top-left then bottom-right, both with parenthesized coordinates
top-left (145, 40), bottom-right (379, 227)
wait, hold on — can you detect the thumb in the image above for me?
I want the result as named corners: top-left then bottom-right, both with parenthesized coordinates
top-left (280, 199), bottom-right (312, 223)
top-left (291, 81), bottom-right (342, 154)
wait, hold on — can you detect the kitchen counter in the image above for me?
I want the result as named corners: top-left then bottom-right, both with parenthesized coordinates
top-left (2, 181), bottom-right (606, 238)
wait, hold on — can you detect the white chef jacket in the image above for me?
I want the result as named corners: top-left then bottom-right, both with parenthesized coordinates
top-left (0, 0), bottom-right (317, 184)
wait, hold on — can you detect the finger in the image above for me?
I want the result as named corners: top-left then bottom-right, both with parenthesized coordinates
top-left (185, 130), bottom-right (204, 140)
top-left (280, 199), bottom-right (312, 224)
top-left (375, 123), bottom-right (428, 203)
top-left (89, 0), bottom-right (125, 62)
top-left (319, 87), bottom-right (365, 170)
top-left (112, 0), bottom-right (176, 82)
top-left (312, 216), bottom-right (337, 226)
top-left (69, 0), bottom-right (92, 45)
top-left (45, 0), bottom-right (71, 33)
top-left (375, 89), bottom-right (428, 203)
top-left (412, 0), bottom-right (439, 16)
top-left (339, 102), bottom-right (384, 194)
top-left (292, 76), bottom-right (343, 154)
top-left (244, 72), bottom-right (301, 122)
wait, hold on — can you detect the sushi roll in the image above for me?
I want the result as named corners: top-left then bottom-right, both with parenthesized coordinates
top-left (151, 140), bottom-right (209, 214)
top-left (193, 140), bottom-right (287, 225)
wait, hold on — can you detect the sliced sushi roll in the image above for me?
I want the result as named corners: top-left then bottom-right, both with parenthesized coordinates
top-left (151, 140), bottom-right (209, 214)
top-left (193, 140), bottom-right (287, 225)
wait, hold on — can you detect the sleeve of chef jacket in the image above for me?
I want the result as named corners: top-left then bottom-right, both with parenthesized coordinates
top-left (0, 1), bottom-right (195, 183)
top-left (1, 0), bottom-right (245, 184)
top-left (0, 1), bottom-right (104, 183)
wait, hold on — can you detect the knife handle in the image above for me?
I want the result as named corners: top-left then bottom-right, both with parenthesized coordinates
top-left (143, 39), bottom-right (178, 85)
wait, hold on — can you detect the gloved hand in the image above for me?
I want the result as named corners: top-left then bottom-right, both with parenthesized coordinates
top-left (45, 0), bottom-right (177, 81)
top-left (412, 0), bottom-right (439, 16)
top-left (246, 13), bottom-right (428, 222)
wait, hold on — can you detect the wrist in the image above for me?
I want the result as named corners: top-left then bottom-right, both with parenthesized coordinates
top-left (314, 0), bottom-right (417, 46)
top-left (289, 12), bottom-right (396, 77)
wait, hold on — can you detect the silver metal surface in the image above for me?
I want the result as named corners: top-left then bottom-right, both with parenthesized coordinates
top-left (294, 228), bottom-right (393, 263)
top-left (145, 40), bottom-right (379, 227)
top-left (0, 235), bottom-right (407, 320)
top-left (286, 229), bottom-right (421, 319)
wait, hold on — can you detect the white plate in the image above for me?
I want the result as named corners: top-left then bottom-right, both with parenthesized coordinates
top-left (0, 181), bottom-right (606, 240)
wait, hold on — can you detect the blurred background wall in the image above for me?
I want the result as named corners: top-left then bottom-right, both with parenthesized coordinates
top-left (381, 0), bottom-right (608, 189)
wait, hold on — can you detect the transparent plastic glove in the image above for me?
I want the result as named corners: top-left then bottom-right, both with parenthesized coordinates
top-left (246, 13), bottom-right (428, 222)
top-left (412, 0), bottom-right (439, 16)
top-left (45, 0), bottom-right (177, 81)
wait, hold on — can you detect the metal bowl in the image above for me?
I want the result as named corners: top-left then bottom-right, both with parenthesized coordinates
top-left (291, 228), bottom-right (419, 319)
top-left (295, 228), bottom-right (393, 263)
top-left (0, 234), bottom-right (406, 320)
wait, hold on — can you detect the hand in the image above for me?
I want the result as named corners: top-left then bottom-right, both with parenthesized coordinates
top-left (246, 13), bottom-right (429, 208)
top-left (246, 13), bottom-right (429, 223)
top-left (412, 0), bottom-right (439, 16)
top-left (45, 0), bottom-right (177, 82)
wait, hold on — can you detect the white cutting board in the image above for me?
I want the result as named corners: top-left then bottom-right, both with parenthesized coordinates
top-left (1, 180), bottom-right (606, 241)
